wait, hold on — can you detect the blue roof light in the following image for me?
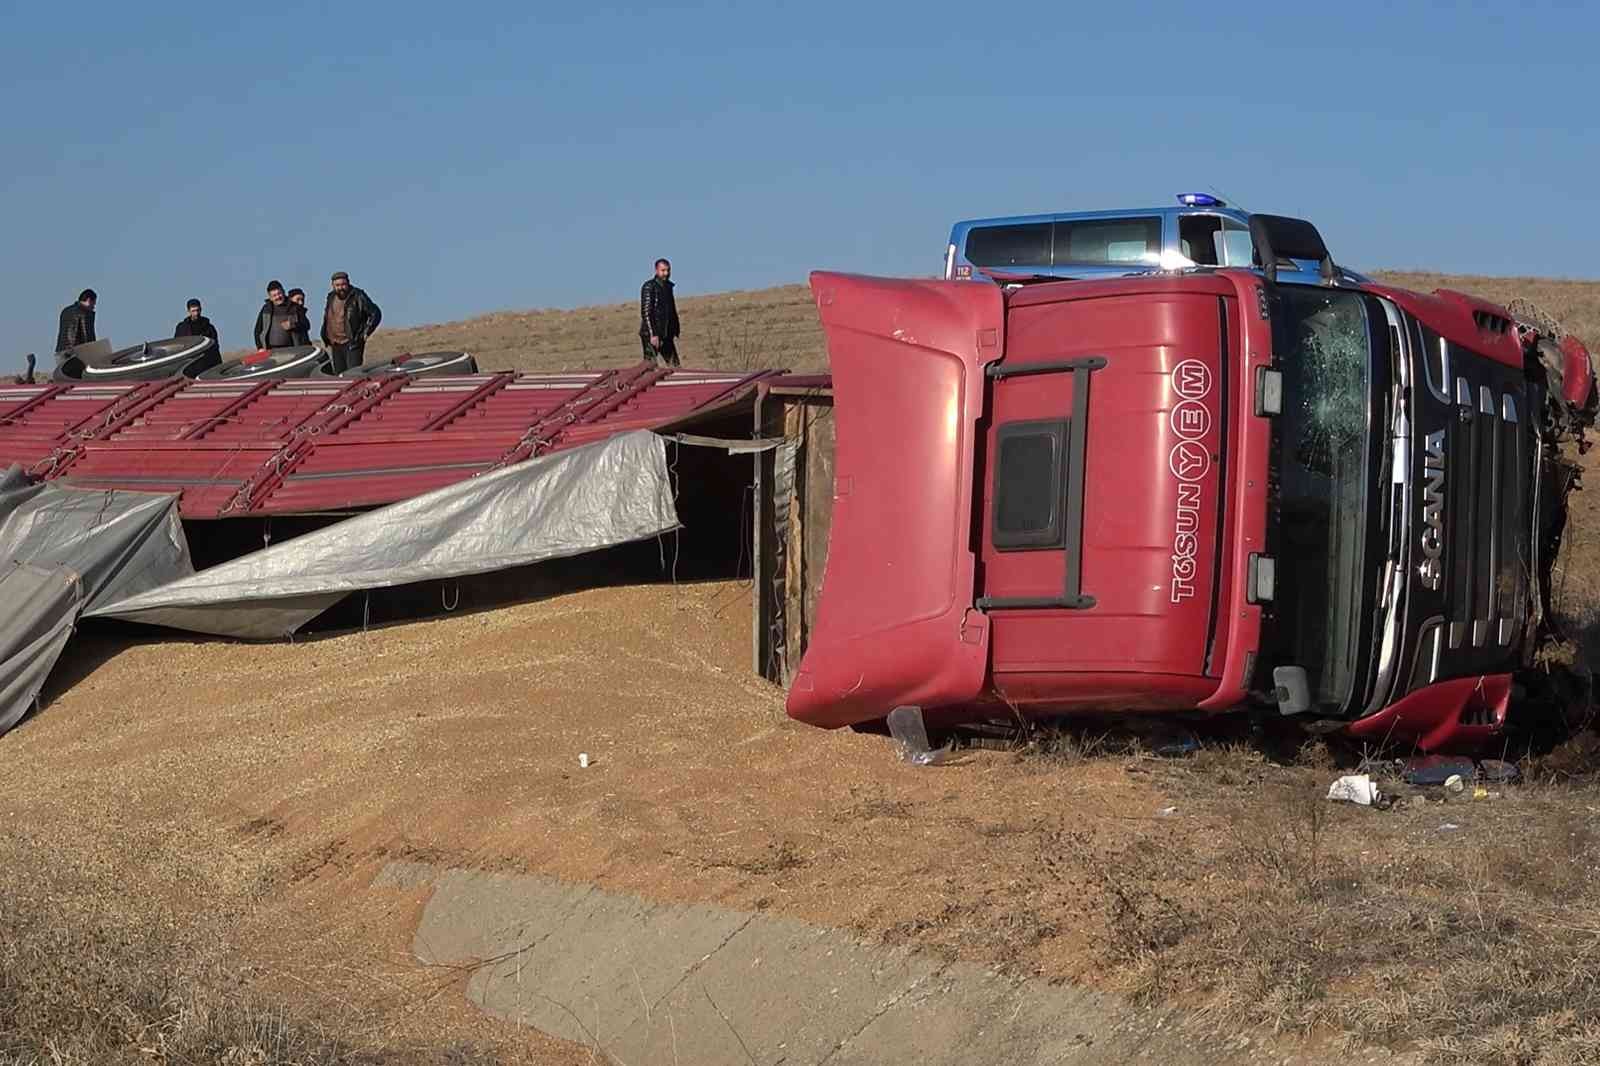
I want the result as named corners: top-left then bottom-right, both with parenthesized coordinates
top-left (1177, 192), bottom-right (1225, 207)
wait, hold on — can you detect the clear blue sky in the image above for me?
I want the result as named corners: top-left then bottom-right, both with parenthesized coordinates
top-left (2, 0), bottom-right (1594, 360)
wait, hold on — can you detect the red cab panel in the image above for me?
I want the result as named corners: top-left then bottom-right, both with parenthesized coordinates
top-left (785, 273), bottom-right (1001, 728)
top-left (1346, 675), bottom-right (1512, 752)
top-left (1560, 335), bottom-right (1596, 411)
top-left (980, 288), bottom-right (1229, 709)
top-left (1363, 284), bottom-right (1525, 370)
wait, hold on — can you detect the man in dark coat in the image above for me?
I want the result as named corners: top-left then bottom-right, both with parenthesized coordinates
top-left (253, 280), bottom-right (308, 350)
top-left (639, 258), bottom-right (680, 367)
top-left (174, 298), bottom-right (219, 349)
top-left (320, 271), bottom-right (382, 373)
top-left (55, 289), bottom-right (97, 353)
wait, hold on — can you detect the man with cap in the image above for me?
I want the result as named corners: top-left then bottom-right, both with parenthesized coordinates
top-left (320, 271), bottom-right (382, 373)
top-left (55, 288), bottom-right (97, 354)
top-left (253, 280), bottom-right (309, 350)
top-left (174, 298), bottom-right (219, 350)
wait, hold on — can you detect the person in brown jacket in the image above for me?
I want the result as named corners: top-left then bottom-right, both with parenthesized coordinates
top-left (320, 271), bottom-right (382, 373)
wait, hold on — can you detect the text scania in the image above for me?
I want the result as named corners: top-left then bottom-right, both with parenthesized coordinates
top-left (1419, 429), bottom-right (1446, 590)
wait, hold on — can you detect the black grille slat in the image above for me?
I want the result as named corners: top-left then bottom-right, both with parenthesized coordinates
top-left (1475, 386), bottom-right (1496, 647)
top-left (1447, 377), bottom-right (1479, 647)
top-left (1496, 395), bottom-right (1526, 645)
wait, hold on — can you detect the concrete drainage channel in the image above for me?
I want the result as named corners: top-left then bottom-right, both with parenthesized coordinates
top-left (378, 862), bottom-right (1412, 1066)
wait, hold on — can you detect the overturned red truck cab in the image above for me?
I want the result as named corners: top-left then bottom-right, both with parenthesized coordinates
top-left (773, 217), bottom-right (1595, 751)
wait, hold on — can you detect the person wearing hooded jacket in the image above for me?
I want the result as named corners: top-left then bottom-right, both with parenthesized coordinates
top-left (286, 288), bottom-right (314, 341)
top-left (55, 289), bottom-right (97, 353)
top-left (253, 280), bottom-right (308, 349)
top-left (320, 271), bottom-right (382, 373)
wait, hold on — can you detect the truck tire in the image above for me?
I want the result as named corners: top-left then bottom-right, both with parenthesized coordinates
top-left (325, 351), bottom-right (479, 380)
top-left (198, 345), bottom-right (328, 382)
top-left (52, 336), bottom-right (216, 383)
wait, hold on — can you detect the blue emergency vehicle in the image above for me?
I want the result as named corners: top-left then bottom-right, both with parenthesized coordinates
top-left (944, 194), bottom-right (1367, 285)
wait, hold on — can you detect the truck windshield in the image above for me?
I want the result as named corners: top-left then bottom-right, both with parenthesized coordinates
top-left (1267, 288), bottom-right (1379, 711)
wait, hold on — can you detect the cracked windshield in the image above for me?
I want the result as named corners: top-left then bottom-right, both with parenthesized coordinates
top-left (1269, 288), bottom-right (1376, 709)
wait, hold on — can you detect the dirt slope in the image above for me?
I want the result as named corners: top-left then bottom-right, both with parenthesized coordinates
top-left (353, 271), bottom-right (1598, 380)
top-left (7, 575), bottom-right (1599, 1063)
top-left (364, 284), bottom-right (829, 374)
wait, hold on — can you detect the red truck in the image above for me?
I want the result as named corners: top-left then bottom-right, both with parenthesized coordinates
top-left (768, 216), bottom-right (1595, 751)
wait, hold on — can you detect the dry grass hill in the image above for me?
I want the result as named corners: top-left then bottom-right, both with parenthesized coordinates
top-left (357, 271), bottom-right (1600, 377)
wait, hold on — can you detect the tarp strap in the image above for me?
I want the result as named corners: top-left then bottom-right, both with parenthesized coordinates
top-left (663, 432), bottom-right (787, 454)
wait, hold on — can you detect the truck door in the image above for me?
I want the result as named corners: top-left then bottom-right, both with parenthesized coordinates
top-left (979, 286), bottom-right (1231, 708)
top-left (785, 272), bottom-right (1002, 729)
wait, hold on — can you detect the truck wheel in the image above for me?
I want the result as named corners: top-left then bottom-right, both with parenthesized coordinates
top-left (341, 351), bottom-right (479, 379)
top-left (198, 345), bottom-right (328, 381)
top-left (53, 336), bottom-right (214, 382)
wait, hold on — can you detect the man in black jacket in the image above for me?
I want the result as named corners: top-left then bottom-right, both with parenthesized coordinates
top-left (253, 280), bottom-right (308, 350)
top-left (174, 298), bottom-right (219, 349)
top-left (55, 289), bottom-right (97, 354)
top-left (320, 271), bottom-right (382, 373)
top-left (287, 288), bottom-right (313, 345)
top-left (639, 258), bottom-right (680, 367)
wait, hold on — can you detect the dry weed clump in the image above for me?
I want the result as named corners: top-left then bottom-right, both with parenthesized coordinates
top-left (1072, 768), bottom-right (1600, 1066)
top-left (0, 835), bottom-right (491, 1066)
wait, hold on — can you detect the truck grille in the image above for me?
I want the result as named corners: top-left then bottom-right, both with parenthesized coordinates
top-left (1445, 375), bottom-right (1527, 650)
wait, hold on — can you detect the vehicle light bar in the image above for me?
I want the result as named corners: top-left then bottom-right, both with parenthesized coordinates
top-left (1177, 192), bottom-right (1225, 207)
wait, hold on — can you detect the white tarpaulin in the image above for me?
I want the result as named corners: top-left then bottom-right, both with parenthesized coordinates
top-left (89, 429), bottom-right (679, 638)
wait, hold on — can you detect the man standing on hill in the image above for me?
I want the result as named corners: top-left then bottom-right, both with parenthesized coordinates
top-left (639, 258), bottom-right (680, 367)
top-left (174, 298), bottom-right (219, 350)
top-left (253, 281), bottom-right (307, 349)
top-left (321, 271), bottom-right (382, 373)
top-left (55, 289), bottom-right (97, 353)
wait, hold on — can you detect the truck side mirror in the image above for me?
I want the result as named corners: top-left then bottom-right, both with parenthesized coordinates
top-left (1272, 666), bottom-right (1313, 716)
top-left (1249, 214), bottom-right (1340, 286)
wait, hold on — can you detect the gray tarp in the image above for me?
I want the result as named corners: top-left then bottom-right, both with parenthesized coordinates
top-left (0, 466), bottom-right (194, 611)
top-left (90, 429), bottom-right (679, 638)
top-left (0, 466), bottom-right (193, 731)
top-left (0, 430), bottom-right (677, 731)
top-left (0, 564), bottom-right (82, 732)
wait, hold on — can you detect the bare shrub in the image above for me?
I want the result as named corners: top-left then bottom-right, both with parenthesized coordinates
top-left (0, 834), bottom-right (496, 1066)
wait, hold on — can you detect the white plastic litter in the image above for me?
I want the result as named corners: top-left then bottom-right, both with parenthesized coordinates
top-left (578, 753), bottom-right (590, 769)
top-left (1327, 774), bottom-right (1380, 806)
